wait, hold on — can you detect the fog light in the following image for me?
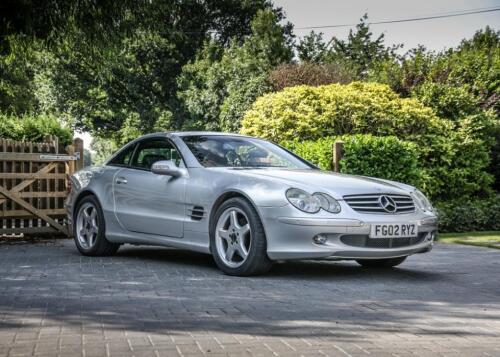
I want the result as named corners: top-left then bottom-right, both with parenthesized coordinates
top-left (313, 234), bottom-right (328, 245)
top-left (426, 232), bottom-right (435, 241)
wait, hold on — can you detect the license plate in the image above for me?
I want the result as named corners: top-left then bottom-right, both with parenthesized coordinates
top-left (369, 223), bottom-right (418, 238)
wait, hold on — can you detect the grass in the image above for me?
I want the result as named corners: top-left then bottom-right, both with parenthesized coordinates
top-left (438, 231), bottom-right (500, 249)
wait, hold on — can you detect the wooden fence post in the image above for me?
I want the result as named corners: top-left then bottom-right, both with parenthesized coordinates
top-left (332, 140), bottom-right (344, 172)
top-left (66, 144), bottom-right (75, 177)
top-left (73, 138), bottom-right (84, 171)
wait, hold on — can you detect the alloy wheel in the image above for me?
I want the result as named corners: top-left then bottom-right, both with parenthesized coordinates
top-left (215, 207), bottom-right (252, 268)
top-left (76, 202), bottom-right (99, 249)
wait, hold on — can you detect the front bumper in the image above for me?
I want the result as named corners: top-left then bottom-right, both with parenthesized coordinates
top-left (260, 205), bottom-right (437, 261)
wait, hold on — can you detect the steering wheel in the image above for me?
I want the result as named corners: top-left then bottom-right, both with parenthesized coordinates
top-left (225, 150), bottom-right (243, 167)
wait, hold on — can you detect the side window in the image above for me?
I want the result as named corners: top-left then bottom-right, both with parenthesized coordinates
top-left (130, 138), bottom-right (182, 170)
top-left (107, 143), bottom-right (136, 167)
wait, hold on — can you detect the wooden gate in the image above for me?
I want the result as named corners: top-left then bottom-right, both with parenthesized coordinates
top-left (0, 136), bottom-right (84, 237)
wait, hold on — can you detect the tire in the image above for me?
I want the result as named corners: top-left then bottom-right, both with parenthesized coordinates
top-left (210, 197), bottom-right (272, 276)
top-left (73, 195), bottom-right (120, 256)
top-left (356, 256), bottom-right (407, 268)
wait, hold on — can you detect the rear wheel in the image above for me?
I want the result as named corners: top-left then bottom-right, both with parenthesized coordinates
top-left (211, 197), bottom-right (272, 276)
top-left (356, 256), bottom-right (407, 268)
top-left (74, 195), bottom-right (120, 256)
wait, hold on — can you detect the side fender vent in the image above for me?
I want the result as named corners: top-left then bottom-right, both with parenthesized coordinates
top-left (189, 206), bottom-right (205, 221)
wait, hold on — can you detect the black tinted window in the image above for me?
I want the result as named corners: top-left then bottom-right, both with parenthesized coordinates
top-left (108, 143), bottom-right (135, 167)
top-left (131, 138), bottom-right (181, 170)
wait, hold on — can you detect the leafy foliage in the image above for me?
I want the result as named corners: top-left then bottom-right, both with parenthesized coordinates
top-left (177, 9), bottom-right (292, 132)
top-left (297, 31), bottom-right (328, 63)
top-left (0, 113), bottom-right (72, 145)
top-left (0, 1), bottom-right (289, 50)
top-left (324, 14), bottom-right (402, 78)
top-left (412, 82), bottom-right (479, 120)
top-left (281, 137), bottom-right (335, 170)
top-left (339, 135), bottom-right (421, 186)
top-left (368, 28), bottom-right (500, 190)
top-left (14, 1), bottom-right (292, 144)
top-left (436, 196), bottom-right (500, 233)
top-left (242, 82), bottom-right (447, 141)
top-left (0, 3), bottom-right (498, 232)
top-left (242, 82), bottom-right (493, 200)
top-left (282, 135), bottom-right (421, 187)
top-left (0, 36), bottom-right (56, 115)
top-left (90, 136), bottom-right (119, 165)
top-left (52, 31), bottom-right (180, 142)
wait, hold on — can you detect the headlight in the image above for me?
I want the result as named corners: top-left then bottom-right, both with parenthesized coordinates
top-left (286, 188), bottom-right (341, 214)
top-left (411, 189), bottom-right (434, 212)
top-left (286, 188), bottom-right (321, 213)
top-left (313, 192), bottom-right (341, 213)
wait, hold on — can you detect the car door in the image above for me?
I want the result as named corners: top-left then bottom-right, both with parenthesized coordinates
top-left (112, 137), bottom-right (186, 238)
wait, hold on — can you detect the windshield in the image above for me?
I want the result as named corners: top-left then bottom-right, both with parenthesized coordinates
top-left (182, 135), bottom-right (314, 169)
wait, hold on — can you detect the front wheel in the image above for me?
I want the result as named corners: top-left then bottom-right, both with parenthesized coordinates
top-left (211, 198), bottom-right (272, 276)
top-left (356, 256), bottom-right (407, 268)
top-left (74, 195), bottom-right (120, 256)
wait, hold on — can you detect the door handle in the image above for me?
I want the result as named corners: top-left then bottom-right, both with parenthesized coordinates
top-left (115, 177), bottom-right (128, 185)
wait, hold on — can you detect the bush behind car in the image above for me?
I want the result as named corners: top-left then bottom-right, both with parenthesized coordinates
top-left (282, 134), bottom-right (421, 187)
top-left (243, 81), bottom-right (495, 201)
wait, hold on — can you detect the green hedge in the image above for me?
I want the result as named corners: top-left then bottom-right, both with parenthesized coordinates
top-left (0, 113), bottom-right (72, 146)
top-left (436, 196), bottom-right (500, 233)
top-left (281, 136), bottom-right (334, 170)
top-left (340, 135), bottom-right (421, 186)
top-left (242, 82), bottom-right (494, 201)
top-left (282, 135), bottom-right (421, 187)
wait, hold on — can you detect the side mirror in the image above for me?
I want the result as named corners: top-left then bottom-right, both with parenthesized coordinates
top-left (151, 160), bottom-right (183, 177)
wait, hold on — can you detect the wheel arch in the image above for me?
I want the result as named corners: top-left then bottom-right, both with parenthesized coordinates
top-left (208, 190), bottom-right (268, 248)
top-left (73, 189), bottom-right (100, 221)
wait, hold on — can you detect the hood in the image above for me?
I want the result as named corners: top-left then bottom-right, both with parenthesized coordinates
top-left (222, 168), bottom-right (413, 198)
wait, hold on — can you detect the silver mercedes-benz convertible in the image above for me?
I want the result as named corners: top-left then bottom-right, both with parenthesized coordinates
top-left (66, 132), bottom-right (438, 276)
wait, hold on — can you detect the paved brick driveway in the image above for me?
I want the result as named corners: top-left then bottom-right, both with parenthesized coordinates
top-left (0, 240), bottom-right (499, 357)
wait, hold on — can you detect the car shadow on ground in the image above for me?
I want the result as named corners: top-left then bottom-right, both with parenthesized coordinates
top-left (112, 245), bottom-right (444, 282)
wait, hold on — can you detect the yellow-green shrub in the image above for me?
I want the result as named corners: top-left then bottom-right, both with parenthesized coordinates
top-left (242, 82), bottom-right (450, 141)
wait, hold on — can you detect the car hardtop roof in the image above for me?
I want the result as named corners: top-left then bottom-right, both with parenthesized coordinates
top-left (140, 131), bottom-right (253, 139)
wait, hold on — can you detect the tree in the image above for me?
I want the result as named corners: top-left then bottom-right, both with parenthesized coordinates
top-left (90, 136), bottom-right (118, 165)
top-left (325, 14), bottom-right (402, 77)
top-left (368, 27), bottom-right (500, 190)
top-left (1, 1), bottom-right (292, 143)
top-left (370, 27), bottom-right (499, 112)
top-left (0, 0), bottom-right (150, 53)
top-left (0, 36), bottom-right (57, 115)
top-left (177, 9), bottom-right (293, 132)
top-left (297, 31), bottom-right (328, 63)
top-left (43, 1), bottom-right (292, 141)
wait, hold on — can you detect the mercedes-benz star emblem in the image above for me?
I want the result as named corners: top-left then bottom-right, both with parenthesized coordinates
top-left (378, 195), bottom-right (397, 213)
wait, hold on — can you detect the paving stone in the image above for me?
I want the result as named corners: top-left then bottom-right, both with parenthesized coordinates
top-left (0, 240), bottom-right (499, 356)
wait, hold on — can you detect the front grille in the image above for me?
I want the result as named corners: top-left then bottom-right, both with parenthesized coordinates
top-left (340, 233), bottom-right (427, 249)
top-left (344, 193), bottom-right (415, 214)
